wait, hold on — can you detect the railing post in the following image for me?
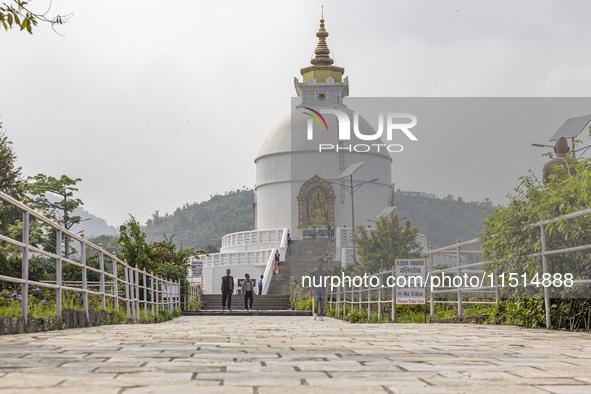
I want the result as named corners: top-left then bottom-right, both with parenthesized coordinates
top-left (143, 269), bottom-right (148, 320)
top-left (367, 285), bottom-right (370, 322)
top-left (456, 238), bottom-right (462, 317)
top-left (56, 219), bottom-right (63, 320)
top-left (540, 224), bottom-right (552, 329)
top-left (151, 271), bottom-right (155, 316)
top-left (336, 284), bottom-right (340, 318)
top-left (81, 232), bottom-right (89, 321)
top-left (159, 276), bottom-right (164, 312)
top-left (391, 268), bottom-right (395, 322)
top-left (494, 269), bottom-right (499, 304)
top-left (99, 243), bottom-right (106, 311)
top-left (429, 244), bottom-right (434, 317)
top-left (21, 200), bottom-right (30, 326)
top-left (378, 274), bottom-right (382, 322)
top-left (124, 260), bottom-right (130, 319)
top-left (113, 255), bottom-right (119, 311)
top-left (134, 265), bottom-right (140, 320)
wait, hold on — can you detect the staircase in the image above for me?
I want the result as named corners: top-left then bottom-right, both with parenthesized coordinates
top-left (286, 240), bottom-right (337, 278)
top-left (266, 260), bottom-right (292, 295)
top-left (200, 294), bottom-right (291, 311)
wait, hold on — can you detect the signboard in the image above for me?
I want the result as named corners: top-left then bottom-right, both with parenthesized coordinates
top-left (190, 259), bottom-right (203, 277)
top-left (395, 259), bottom-right (426, 305)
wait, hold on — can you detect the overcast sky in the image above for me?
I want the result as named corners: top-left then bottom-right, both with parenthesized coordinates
top-left (2, 0), bottom-right (591, 227)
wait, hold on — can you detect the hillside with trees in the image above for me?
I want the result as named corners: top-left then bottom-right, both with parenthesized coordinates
top-left (141, 188), bottom-right (494, 251)
top-left (395, 192), bottom-right (494, 248)
top-left (143, 188), bottom-right (254, 250)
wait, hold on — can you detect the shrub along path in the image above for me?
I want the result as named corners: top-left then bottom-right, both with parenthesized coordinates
top-left (0, 316), bottom-right (590, 393)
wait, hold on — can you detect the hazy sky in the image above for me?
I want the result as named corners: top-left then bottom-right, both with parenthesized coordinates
top-left (2, 0), bottom-right (591, 227)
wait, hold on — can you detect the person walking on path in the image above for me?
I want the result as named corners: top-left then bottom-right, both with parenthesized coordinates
top-left (241, 273), bottom-right (255, 310)
top-left (273, 250), bottom-right (280, 274)
top-left (311, 259), bottom-right (329, 321)
top-left (221, 269), bottom-right (234, 312)
top-left (258, 275), bottom-right (264, 295)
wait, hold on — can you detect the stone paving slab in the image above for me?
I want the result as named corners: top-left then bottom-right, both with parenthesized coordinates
top-left (0, 316), bottom-right (590, 393)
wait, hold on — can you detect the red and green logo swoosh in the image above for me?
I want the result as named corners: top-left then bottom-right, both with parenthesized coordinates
top-left (303, 107), bottom-right (329, 131)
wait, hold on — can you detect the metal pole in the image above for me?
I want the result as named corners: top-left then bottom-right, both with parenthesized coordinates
top-left (99, 245), bottom-right (106, 311)
top-left (56, 223), bottom-right (63, 320)
top-left (337, 286), bottom-right (341, 317)
top-left (378, 275), bottom-right (382, 322)
top-left (456, 239), bottom-right (462, 317)
top-left (151, 272), bottom-right (155, 316)
top-left (81, 233), bottom-right (89, 321)
top-left (124, 262), bottom-right (130, 319)
top-left (350, 174), bottom-right (356, 263)
top-left (134, 266), bottom-right (140, 320)
top-left (429, 245), bottom-right (434, 317)
top-left (113, 258), bottom-right (119, 311)
top-left (540, 224), bottom-right (552, 329)
top-left (21, 206), bottom-right (30, 326)
top-left (367, 286), bottom-right (370, 322)
top-left (143, 269), bottom-right (148, 320)
top-left (391, 268), bottom-right (395, 322)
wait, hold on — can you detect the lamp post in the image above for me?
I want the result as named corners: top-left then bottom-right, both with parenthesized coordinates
top-left (331, 161), bottom-right (379, 264)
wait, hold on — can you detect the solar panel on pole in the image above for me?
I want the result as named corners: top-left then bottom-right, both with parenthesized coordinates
top-left (550, 115), bottom-right (591, 141)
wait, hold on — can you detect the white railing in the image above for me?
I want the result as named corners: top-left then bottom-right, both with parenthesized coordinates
top-left (428, 207), bottom-right (591, 328)
top-left (331, 269), bottom-right (398, 322)
top-left (429, 239), bottom-right (497, 319)
top-left (261, 248), bottom-right (278, 295)
top-left (0, 190), bottom-right (180, 326)
top-left (221, 228), bottom-right (285, 250)
top-left (261, 228), bottom-right (288, 295)
top-left (201, 249), bottom-right (274, 267)
top-left (186, 283), bottom-right (202, 310)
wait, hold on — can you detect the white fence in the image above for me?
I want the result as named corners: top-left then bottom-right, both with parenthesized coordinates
top-left (201, 249), bottom-right (274, 267)
top-left (429, 239), bottom-right (497, 318)
top-left (221, 229), bottom-right (286, 251)
top-left (0, 191), bottom-right (181, 325)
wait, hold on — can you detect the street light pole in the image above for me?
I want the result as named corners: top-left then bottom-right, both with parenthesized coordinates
top-left (334, 162), bottom-right (381, 265)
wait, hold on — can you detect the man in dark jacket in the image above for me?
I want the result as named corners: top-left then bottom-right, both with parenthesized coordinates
top-left (221, 269), bottom-right (234, 312)
top-left (241, 273), bottom-right (255, 310)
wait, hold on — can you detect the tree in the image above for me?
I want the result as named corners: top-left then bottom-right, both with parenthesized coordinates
top-left (352, 214), bottom-right (422, 274)
top-left (26, 174), bottom-right (85, 259)
top-left (481, 158), bottom-right (591, 296)
top-left (0, 126), bottom-right (25, 233)
top-left (1, 0), bottom-right (71, 34)
top-left (481, 156), bottom-right (591, 329)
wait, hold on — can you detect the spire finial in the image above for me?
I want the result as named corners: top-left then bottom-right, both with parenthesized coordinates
top-left (310, 13), bottom-right (334, 66)
top-left (321, 5), bottom-right (323, 19)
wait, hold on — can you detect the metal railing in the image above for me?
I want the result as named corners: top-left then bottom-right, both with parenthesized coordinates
top-left (428, 207), bottom-right (591, 328)
top-left (331, 269), bottom-right (397, 322)
top-left (0, 190), bottom-right (180, 325)
top-left (429, 239), bottom-right (497, 318)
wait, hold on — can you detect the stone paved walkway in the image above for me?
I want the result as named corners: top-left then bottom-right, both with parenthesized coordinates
top-left (0, 316), bottom-right (590, 393)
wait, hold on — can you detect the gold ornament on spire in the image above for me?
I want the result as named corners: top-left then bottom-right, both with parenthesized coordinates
top-left (300, 12), bottom-right (344, 83)
top-left (310, 18), bottom-right (334, 66)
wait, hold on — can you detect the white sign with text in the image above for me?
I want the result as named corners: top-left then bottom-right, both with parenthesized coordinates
top-left (395, 259), bottom-right (426, 305)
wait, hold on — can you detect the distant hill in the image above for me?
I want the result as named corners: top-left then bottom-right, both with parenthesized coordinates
top-left (140, 188), bottom-right (494, 251)
top-left (394, 191), bottom-right (494, 249)
top-left (62, 205), bottom-right (118, 237)
top-left (143, 188), bottom-right (254, 249)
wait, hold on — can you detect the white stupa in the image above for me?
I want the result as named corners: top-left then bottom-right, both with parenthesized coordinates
top-left (197, 17), bottom-right (395, 294)
top-left (254, 17), bottom-right (394, 238)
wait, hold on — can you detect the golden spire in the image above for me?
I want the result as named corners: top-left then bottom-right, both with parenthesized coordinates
top-left (300, 12), bottom-right (345, 83)
top-left (310, 17), bottom-right (334, 66)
